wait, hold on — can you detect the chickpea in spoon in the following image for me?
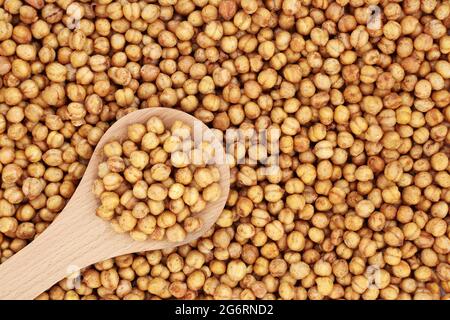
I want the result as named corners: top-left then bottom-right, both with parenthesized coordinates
top-left (94, 115), bottom-right (223, 243)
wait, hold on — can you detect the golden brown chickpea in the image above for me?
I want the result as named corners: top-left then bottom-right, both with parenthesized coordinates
top-left (0, 0), bottom-right (448, 302)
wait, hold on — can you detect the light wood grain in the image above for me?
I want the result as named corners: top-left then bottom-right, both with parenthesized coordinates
top-left (0, 108), bottom-right (230, 300)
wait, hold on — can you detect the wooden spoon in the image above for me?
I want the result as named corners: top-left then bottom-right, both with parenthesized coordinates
top-left (0, 108), bottom-right (230, 300)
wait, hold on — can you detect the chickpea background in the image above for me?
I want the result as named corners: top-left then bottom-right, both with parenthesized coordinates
top-left (94, 116), bottom-right (221, 242)
top-left (0, 0), bottom-right (448, 301)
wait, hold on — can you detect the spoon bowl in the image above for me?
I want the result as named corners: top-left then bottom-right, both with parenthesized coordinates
top-left (0, 108), bottom-right (230, 300)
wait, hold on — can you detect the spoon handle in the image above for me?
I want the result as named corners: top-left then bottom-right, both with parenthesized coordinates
top-left (0, 191), bottom-right (106, 300)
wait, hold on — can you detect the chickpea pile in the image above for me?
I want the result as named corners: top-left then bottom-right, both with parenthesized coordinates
top-left (94, 116), bottom-right (222, 242)
top-left (0, 0), bottom-right (449, 301)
